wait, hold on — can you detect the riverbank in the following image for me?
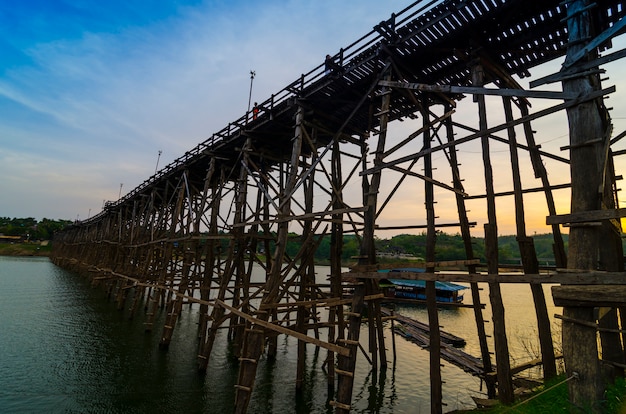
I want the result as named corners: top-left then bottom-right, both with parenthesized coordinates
top-left (0, 243), bottom-right (51, 256)
top-left (449, 375), bottom-right (626, 413)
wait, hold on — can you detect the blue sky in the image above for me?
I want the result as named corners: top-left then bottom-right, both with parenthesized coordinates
top-left (1, 1), bottom-right (625, 236)
top-left (0, 0), bottom-right (404, 220)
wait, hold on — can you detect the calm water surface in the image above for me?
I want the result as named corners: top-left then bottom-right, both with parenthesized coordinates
top-left (0, 256), bottom-right (559, 413)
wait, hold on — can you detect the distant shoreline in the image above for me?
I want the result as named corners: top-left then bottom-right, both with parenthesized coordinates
top-left (0, 243), bottom-right (51, 257)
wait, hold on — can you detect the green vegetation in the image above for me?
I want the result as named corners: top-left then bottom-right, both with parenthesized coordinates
top-left (605, 376), bottom-right (626, 414)
top-left (0, 217), bottom-right (570, 265)
top-left (0, 242), bottom-right (52, 256)
top-left (0, 217), bottom-right (72, 240)
top-left (0, 217), bottom-right (71, 256)
top-left (240, 231), bottom-right (567, 266)
top-left (467, 375), bottom-right (626, 413)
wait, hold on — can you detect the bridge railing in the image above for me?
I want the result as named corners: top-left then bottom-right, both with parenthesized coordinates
top-left (89, 0), bottom-right (443, 224)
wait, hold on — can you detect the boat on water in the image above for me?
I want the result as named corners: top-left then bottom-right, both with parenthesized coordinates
top-left (379, 268), bottom-right (467, 303)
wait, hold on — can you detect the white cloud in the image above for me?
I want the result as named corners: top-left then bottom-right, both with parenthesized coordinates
top-left (0, 1), bottom-right (405, 220)
top-left (3, 0), bottom-right (626, 237)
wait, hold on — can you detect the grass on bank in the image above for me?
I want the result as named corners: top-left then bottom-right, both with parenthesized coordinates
top-left (0, 242), bottom-right (52, 256)
top-left (466, 375), bottom-right (626, 414)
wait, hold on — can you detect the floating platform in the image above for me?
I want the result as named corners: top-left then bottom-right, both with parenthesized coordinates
top-left (382, 307), bottom-right (484, 377)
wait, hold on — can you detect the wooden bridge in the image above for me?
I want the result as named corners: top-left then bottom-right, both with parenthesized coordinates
top-left (51, 0), bottom-right (626, 412)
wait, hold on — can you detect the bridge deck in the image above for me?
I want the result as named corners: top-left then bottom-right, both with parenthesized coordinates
top-left (53, 0), bottom-right (626, 412)
top-left (90, 0), bottom-right (625, 216)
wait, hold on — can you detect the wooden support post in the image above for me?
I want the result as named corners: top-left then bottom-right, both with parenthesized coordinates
top-left (337, 66), bottom-right (392, 413)
top-left (229, 158), bottom-right (251, 358)
top-left (327, 137), bottom-right (346, 397)
top-left (503, 96), bottom-right (557, 381)
top-left (560, 1), bottom-right (623, 411)
top-left (374, 297), bottom-right (387, 371)
top-left (444, 102), bottom-right (496, 398)
top-left (367, 291), bottom-right (378, 377)
top-left (519, 102), bottom-right (567, 268)
top-left (473, 62), bottom-right (514, 405)
top-left (197, 159), bottom-right (218, 357)
top-left (423, 96), bottom-right (443, 414)
top-left (198, 171), bottom-right (231, 371)
top-left (390, 309), bottom-right (397, 364)
top-left (296, 134), bottom-right (317, 392)
top-left (159, 175), bottom-right (189, 348)
top-left (553, 286), bottom-right (611, 413)
top-left (233, 105), bottom-right (305, 414)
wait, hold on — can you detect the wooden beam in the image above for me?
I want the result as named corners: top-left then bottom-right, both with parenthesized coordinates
top-left (546, 208), bottom-right (626, 225)
top-left (562, 17), bottom-right (626, 69)
top-left (531, 47), bottom-right (626, 88)
top-left (375, 221), bottom-right (477, 230)
top-left (350, 259), bottom-right (481, 272)
top-left (386, 164), bottom-right (468, 196)
top-left (216, 299), bottom-right (350, 357)
top-left (464, 183), bottom-right (571, 200)
top-left (342, 270), bottom-right (626, 285)
top-left (552, 285), bottom-right (626, 307)
top-left (360, 87), bottom-right (615, 177)
top-left (232, 206), bottom-right (368, 227)
top-left (382, 109), bottom-right (455, 159)
top-left (259, 293), bottom-right (384, 310)
top-left (510, 354), bottom-right (564, 375)
top-left (379, 80), bottom-right (579, 100)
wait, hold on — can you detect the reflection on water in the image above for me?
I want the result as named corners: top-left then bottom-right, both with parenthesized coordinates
top-left (0, 256), bottom-right (559, 413)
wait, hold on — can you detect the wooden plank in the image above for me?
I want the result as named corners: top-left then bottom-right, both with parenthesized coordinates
top-left (530, 47), bottom-right (626, 88)
top-left (511, 354), bottom-right (563, 375)
top-left (546, 208), bottom-right (626, 224)
top-left (258, 293), bottom-right (384, 309)
top-left (381, 307), bottom-right (466, 347)
top-left (379, 80), bottom-right (579, 100)
top-left (375, 221), bottom-right (477, 230)
top-left (464, 183), bottom-right (571, 200)
top-left (215, 299), bottom-right (350, 357)
top-left (350, 259), bottom-right (481, 272)
top-left (231, 206), bottom-right (368, 227)
top-left (382, 109), bottom-right (456, 159)
top-left (98, 267), bottom-right (220, 307)
top-left (342, 270), bottom-right (626, 284)
top-left (360, 87), bottom-right (615, 177)
top-left (562, 17), bottom-right (626, 69)
top-left (552, 285), bottom-right (626, 307)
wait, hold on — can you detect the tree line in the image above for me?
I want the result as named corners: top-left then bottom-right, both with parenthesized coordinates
top-left (0, 217), bottom-right (73, 241)
top-left (221, 231), bottom-right (567, 265)
top-left (1, 216), bottom-right (568, 264)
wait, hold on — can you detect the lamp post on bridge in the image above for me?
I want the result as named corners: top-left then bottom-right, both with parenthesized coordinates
top-left (247, 70), bottom-right (256, 117)
top-left (155, 150), bottom-right (162, 174)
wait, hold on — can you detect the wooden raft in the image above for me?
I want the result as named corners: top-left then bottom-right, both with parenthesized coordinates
top-left (382, 307), bottom-right (484, 376)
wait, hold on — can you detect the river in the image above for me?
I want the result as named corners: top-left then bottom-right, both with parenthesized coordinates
top-left (0, 256), bottom-right (560, 413)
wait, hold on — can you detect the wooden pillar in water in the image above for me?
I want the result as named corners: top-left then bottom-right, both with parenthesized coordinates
top-left (519, 102), bottom-right (567, 268)
top-left (335, 65), bottom-right (391, 413)
top-left (444, 103), bottom-right (496, 398)
top-left (229, 142), bottom-right (251, 357)
top-left (560, 1), bottom-right (621, 410)
top-left (296, 133), bottom-right (317, 391)
top-left (473, 62), bottom-right (514, 404)
top-left (145, 184), bottom-right (172, 332)
top-left (198, 169), bottom-right (228, 371)
top-left (503, 97), bottom-right (557, 380)
top-left (598, 151), bottom-right (626, 377)
top-left (160, 171), bottom-right (193, 348)
top-left (197, 158), bottom-right (218, 353)
top-left (327, 136), bottom-right (345, 396)
top-left (422, 97), bottom-right (443, 414)
top-left (233, 105), bottom-right (305, 413)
